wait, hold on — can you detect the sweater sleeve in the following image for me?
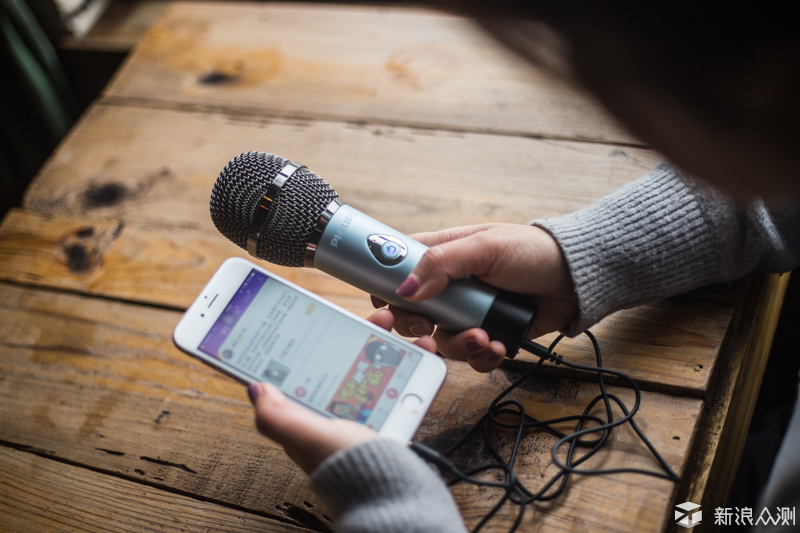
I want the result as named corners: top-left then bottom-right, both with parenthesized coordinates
top-left (533, 162), bottom-right (800, 335)
top-left (310, 438), bottom-right (467, 533)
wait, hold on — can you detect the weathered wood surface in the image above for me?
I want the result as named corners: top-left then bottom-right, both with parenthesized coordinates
top-left (0, 282), bottom-right (699, 533)
top-left (60, 0), bottom-right (171, 53)
top-left (677, 272), bottom-right (790, 533)
top-left (0, 282), bottom-right (329, 530)
top-left (16, 102), bottom-right (738, 396)
top-left (0, 208), bottom-right (361, 315)
top-left (419, 364), bottom-right (699, 533)
top-left (104, 2), bottom-right (636, 144)
top-left (700, 273), bottom-right (789, 516)
top-left (25, 104), bottom-right (659, 235)
top-left (0, 206), bottom-right (733, 395)
top-left (0, 445), bottom-right (310, 533)
top-left (1, 2), bottom-right (785, 532)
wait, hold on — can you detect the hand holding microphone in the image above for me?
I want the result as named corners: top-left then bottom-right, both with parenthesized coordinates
top-left (372, 224), bottom-right (578, 371)
top-left (210, 152), bottom-right (575, 370)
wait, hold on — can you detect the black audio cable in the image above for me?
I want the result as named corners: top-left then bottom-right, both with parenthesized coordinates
top-left (410, 331), bottom-right (681, 533)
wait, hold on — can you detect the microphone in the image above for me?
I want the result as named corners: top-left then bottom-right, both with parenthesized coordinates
top-left (210, 151), bottom-right (536, 357)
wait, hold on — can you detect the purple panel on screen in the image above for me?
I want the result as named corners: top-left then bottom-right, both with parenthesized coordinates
top-left (198, 269), bottom-right (268, 357)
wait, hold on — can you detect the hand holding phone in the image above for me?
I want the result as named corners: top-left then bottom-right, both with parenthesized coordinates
top-left (174, 258), bottom-right (447, 448)
top-left (248, 307), bottom-right (437, 474)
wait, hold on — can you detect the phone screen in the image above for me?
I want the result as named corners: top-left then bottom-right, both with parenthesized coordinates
top-left (196, 268), bottom-right (423, 430)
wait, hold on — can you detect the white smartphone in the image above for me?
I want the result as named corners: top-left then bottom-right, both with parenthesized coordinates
top-left (173, 257), bottom-right (447, 441)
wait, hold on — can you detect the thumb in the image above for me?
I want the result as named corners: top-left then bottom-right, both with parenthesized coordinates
top-left (397, 230), bottom-right (494, 302)
top-left (248, 383), bottom-right (375, 474)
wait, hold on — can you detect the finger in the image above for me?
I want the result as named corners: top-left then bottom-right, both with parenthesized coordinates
top-left (465, 340), bottom-right (506, 373)
top-left (397, 233), bottom-right (497, 302)
top-left (366, 308), bottom-right (395, 331)
top-left (382, 225), bottom-right (496, 308)
top-left (411, 334), bottom-right (437, 354)
top-left (366, 308), bottom-right (437, 352)
top-left (367, 309), bottom-right (436, 353)
top-left (433, 328), bottom-right (506, 373)
top-left (410, 224), bottom-right (494, 247)
top-left (385, 305), bottom-right (435, 338)
top-left (249, 382), bottom-right (375, 474)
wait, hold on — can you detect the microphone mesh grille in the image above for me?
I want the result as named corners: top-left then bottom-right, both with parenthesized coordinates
top-left (210, 152), bottom-right (339, 267)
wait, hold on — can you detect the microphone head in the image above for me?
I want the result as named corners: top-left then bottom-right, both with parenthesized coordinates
top-left (210, 152), bottom-right (339, 267)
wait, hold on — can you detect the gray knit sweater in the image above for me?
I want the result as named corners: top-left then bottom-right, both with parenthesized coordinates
top-left (310, 163), bottom-right (800, 532)
top-left (536, 162), bottom-right (800, 336)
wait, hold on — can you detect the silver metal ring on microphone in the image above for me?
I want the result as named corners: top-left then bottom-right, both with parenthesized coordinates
top-left (247, 161), bottom-right (304, 257)
top-left (304, 198), bottom-right (343, 267)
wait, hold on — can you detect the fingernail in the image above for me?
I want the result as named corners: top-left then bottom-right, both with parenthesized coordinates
top-left (409, 322), bottom-right (426, 337)
top-left (396, 275), bottom-right (420, 298)
top-left (247, 383), bottom-right (263, 405)
top-left (488, 351), bottom-right (503, 363)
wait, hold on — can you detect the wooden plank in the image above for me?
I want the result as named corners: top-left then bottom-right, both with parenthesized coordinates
top-left (0, 208), bottom-right (734, 395)
top-left (24, 104), bottom-right (659, 235)
top-left (419, 364), bottom-right (700, 533)
top-left (517, 282), bottom-right (739, 397)
top-left (700, 273), bottom-right (789, 516)
top-left (677, 272), bottom-right (790, 531)
top-left (0, 446), bottom-right (309, 533)
top-left (104, 2), bottom-right (636, 144)
top-left (0, 208), bottom-right (371, 315)
top-left (0, 282), bottom-right (699, 533)
top-left (0, 282), bottom-right (331, 529)
top-left (60, 0), bottom-right (170, 53)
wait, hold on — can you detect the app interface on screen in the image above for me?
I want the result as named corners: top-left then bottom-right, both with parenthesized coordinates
top-left (198, 269), bottom-right (423, 429)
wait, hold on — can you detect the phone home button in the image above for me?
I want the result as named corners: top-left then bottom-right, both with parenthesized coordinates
top-left (401, 393), bottom-right (423, 412)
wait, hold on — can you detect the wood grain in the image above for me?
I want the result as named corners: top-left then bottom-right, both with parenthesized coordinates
top-left (0, 282), bottom-right (698, 533)
top-left (704, 273), bottom-right (789, 514)
top-left (60, 0), bottom-right (170, 53)
top-left (418, 364), bottom-right (699, 532)
top-left (0, 446), bottom-right (310, 533)
top-left (520, 282), bottom-right (739, 396)
top-left (104, 2), bottom-right (636, 144)
top-left (25, 104), bottom-right (659, 236)
top-left (0, 281), bottom-right (331, 529)
top-left (0, 208), bottom-right (735, 395)
top-left (4, 3), bottom-right (786, 531)
top-left (676, 272), bottom-right (791, 532)
top-left (0, 208), bottom-right (371, 313)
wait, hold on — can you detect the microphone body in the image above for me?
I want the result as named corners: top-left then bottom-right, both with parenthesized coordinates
top-left (313, 202), bottom-right (497, 332)
top-left (211, 152), bottom-right (536, 357)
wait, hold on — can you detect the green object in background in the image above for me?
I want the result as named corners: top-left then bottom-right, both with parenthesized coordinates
top-left (0, 0), bottom-right (79, 219)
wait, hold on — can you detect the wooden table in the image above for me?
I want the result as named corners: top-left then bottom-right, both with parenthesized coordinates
top-left (0, 3), bottom-right (788, 531)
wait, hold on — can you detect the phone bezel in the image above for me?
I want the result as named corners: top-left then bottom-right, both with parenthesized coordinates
top-left (173, 257), bottom-right (447, 442)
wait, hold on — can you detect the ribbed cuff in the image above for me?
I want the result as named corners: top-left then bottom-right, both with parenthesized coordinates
top-left (533, 163), bottom-right (731, 335)
top-left (310, 439), bottom-right (466, 533)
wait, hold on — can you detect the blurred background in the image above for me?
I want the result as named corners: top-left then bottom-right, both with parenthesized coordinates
top-left (1, 0), bottom-right (149, 219)
top-left (0, 0), bottom-right (405, 220)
